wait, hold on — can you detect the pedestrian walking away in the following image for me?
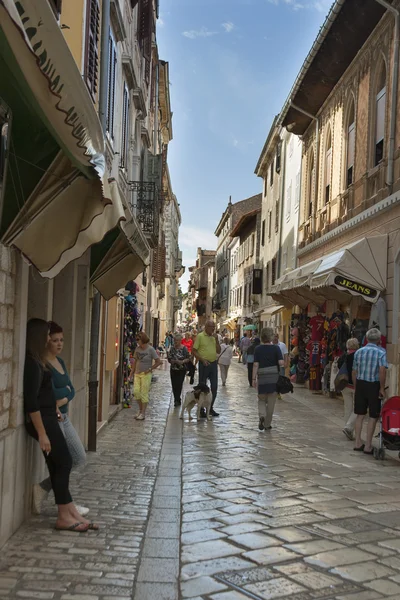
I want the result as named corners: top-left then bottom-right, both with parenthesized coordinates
top-left (131, 332), bottom-right (162, 420)
top-left (193, 319), bottom-right (221, 416)
top-left (246, 336), bottom-right (261, 387)
top-left (24, 319), bottom-right (97, 533)
top-left (338, 337), bottom-right (359, 441)
top-left (218, 338), bottom-right (234, 386)
top-left (352, 328), bottom-right (388, 454)
top-left (32, 321), bottom-right (89, 518)
top-left (168, 334), bottom-right (191, 406)
top-left (253, 327), bottom-right (284, 432)
top-left (239, 331), bottom-right (252, 365)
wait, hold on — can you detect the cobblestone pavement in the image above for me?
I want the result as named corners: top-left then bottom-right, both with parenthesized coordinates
top-left (2, 361), bottom-right (400, 600)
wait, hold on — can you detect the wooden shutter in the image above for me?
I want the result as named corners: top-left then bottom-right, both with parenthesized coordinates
top-left (84, 0), bottom-right (100, 98)
top-left (120, 84), bottom-right (130, 168)
top-left (106, 32), bottom-right (117, 138)
top-left (138, 0), bottom-right (153, 61)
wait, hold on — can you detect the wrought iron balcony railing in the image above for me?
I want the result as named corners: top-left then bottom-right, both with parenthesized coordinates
top-left (129, 181), bottom-right (161, 249)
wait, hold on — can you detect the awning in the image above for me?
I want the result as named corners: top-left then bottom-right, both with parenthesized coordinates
top-left (271, 236), bottom-right (387, 306)
top-left (260, 305), bottom-right (284, 319)
top-left (90, 205), bottom-right (150, 301)
top-left (0, 0), bottom-right (129, 277)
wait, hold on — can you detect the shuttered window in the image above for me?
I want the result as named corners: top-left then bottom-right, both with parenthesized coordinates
top-left (375, 86), bottom-right (386, 166)
top-left (120, 83), bottom-right (130, 168)
top-left (138, 0), bottom-right (153, 61)
top-left (295, 171), bottom-right (300, 213)
top-left (286, 183), bottom-right (292, 222)
top-left (84, 0), bottom-right (100, 99)
top-left (106, 30), bottom-right (117, 139)
top-left (347, 121), bottom-right (355, 187)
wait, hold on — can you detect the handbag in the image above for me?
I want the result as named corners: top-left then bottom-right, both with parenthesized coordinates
top-left (276, 375), bottom-right (294, 394)
top-left (217, 346), bottom-right (228, 364)
top-left (334, 360), bottom-right (349, 392)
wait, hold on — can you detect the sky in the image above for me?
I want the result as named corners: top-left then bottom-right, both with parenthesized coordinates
top-left (157, 0), bottom-right (334, 290)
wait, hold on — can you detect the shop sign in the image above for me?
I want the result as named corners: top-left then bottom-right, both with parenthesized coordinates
top-left (334, 276), bottom-right (378, 299)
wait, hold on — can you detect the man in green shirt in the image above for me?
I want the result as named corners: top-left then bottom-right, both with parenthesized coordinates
top-left (193, 320), bottom-right (221, 416)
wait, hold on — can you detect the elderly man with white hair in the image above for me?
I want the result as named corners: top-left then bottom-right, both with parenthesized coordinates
top-left (352, 328), bottom-right (388, 454)
top-left (193, 320), bottom-right (221, 417)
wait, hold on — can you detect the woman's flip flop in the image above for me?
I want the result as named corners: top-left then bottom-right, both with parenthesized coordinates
top-left (363, 449), bottom-right (374, 455)
top-left (87, 522), bottom-right (99, 530)
top-left (353, 444), bottom-right (365, 452)
top-left (55, 522), bottom-right (89, 532)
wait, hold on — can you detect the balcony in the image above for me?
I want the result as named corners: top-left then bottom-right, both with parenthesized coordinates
top-left (195, 266), bottom-right (209, 291)
top-left (129, 181), bottom-right (161, 249)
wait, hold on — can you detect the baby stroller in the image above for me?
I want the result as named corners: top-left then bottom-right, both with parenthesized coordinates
top-left (374, 395), bottom-right (400, 460)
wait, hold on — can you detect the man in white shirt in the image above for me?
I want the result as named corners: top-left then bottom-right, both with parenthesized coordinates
top-left (273, 333), bottom-right (289, 371)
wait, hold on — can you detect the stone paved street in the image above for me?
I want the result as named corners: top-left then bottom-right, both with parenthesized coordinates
top-left (2, 360), bottom-right (400, 599)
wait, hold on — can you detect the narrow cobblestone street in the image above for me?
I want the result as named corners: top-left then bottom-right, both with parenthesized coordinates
top-left (2, 360), bottom-right (400, 600)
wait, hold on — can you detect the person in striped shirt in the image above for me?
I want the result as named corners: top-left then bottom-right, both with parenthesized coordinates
top-left (352, 328), bottom-right (388, 454)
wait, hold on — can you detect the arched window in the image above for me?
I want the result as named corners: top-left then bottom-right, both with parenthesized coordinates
top-left (307, 152), bottom-right (315, 219)
top-left (346, 99), bottom-right (355, 188)
top-left (324, 127), bottom-right (332, 204)
top-left (374, 61), bottom-right (387, 166)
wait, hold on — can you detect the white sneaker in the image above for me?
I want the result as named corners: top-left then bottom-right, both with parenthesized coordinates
top-left (134, 413), bottom-right (141, 419)
top-left (32, 484), bottom-right (48, 515)
top-left (75, 504), bottom-right (90, 517)
top-left (136, 414), bottom-right (145, 420)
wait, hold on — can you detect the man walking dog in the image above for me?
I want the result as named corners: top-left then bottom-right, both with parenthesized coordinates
top-left (193, 320), bottom-right (221, 417)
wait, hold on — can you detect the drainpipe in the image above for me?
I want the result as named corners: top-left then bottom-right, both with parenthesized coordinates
top-left (289, 101), bottom-right (319, 237)
top-left (88, 0), bottom-right (111, 452)
top-left (374, 0), bottom-right (399, 193)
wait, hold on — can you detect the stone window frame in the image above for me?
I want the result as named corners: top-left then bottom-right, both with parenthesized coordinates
top-left (342, 91), bottom-right (357, 191)
top-left (323, 123), bottom-right (332, 206)
top-left (368, 52), bottom-right (388, 170)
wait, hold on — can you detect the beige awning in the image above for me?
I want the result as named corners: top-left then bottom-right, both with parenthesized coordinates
top-left (271, 236), bottom-right (387, 306)
top-left (90, 212), bottom-right (151, 301)
top-left (0, 0), bottom-right (127, 277)
top-left (260, 305), bottom-right (284, 319)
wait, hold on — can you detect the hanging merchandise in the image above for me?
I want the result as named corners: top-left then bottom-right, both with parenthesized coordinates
top-left (123, 282), bottom-right (141, 408)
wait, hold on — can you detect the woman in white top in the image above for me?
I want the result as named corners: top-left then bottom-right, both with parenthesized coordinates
top-left (218, 338), bottom-right (234, 386)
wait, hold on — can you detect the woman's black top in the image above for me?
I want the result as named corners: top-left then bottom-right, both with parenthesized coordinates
top-left (24, 355), bottom-right (56, 416)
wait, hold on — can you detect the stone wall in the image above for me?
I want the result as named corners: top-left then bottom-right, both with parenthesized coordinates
top-left (0, 245), bottom-right (16, 432)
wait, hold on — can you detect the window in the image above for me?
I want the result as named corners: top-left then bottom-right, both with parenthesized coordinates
top-left (288, 136), bottom-right (294, 157)
top-left (275, 199), bottom-right (279, 232)
top-left (270, 160), bottom-right (274, 186)
top-left (0, 101), bottom-right (11, 215)
top-left (142, 270), bottom-right (147, 286)
top-left (261, 220), bottom-right (265, 246)
top-left (49, 0), bottom-right (62, 17)
top-left (84, 0), bottom-right (100, 98)
top-left (106, 30), bottom-right (117, 138)
top-left (264, 177), bottom-right (267, 197)
top-left (308, 152), bottom-right (315, 219)
top-left (265, 264), bottom-right (269, 291)
top-left (271, 258), bottom-right (277, 285)
top-left (286, 183), bottom-right (292, 222)
top-left (138, 0), bottom-right (153, 61)
top-left (325, 127), bottom-right (332, 204)
top-left (268, 211), bottom-right (272, 239)
top-left (295, 171), bottom-right (300, 213)
top-left (346, 100), bottom-right (355, 188)
top-left (120, 83), bottom-right (130, 168)
top-left (251, 234), bottom-right (255, 256)
top-left (375, 62), bottom-right (386, 166)
top-left (283, 247), bottom-right (288, 270)
top-left (275, 142), bottom-right (282, 173)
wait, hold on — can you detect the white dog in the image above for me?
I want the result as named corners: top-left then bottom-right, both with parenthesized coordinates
top-left (180, 384), bottom-right (212, 421)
